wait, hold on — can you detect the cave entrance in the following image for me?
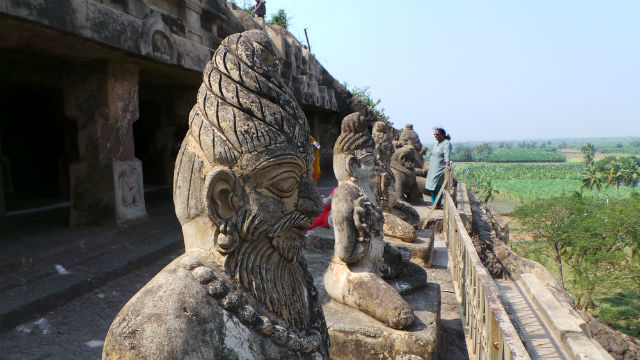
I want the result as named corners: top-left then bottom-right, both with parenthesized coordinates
top-left (0, 53), bottom-right (75, 214)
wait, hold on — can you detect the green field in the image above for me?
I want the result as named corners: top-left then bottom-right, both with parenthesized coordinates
top-left (486, 148), bottom-right (566, 162)
top-left (455, 158), bottom-right (639, 337)
top-left (454, 163), bottom-right (636, 202)
top-left (451, 141), bottom-right (640, 336)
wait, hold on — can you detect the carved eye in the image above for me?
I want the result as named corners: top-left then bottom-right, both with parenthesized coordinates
top-left (264, 171), bottom-right (300, 197)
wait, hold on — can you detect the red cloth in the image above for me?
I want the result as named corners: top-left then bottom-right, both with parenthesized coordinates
top-left (308, 188), bottom-right (336, 230)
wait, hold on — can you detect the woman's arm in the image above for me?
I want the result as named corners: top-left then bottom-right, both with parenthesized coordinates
top-left (443, 141), bottom-right (452, 170)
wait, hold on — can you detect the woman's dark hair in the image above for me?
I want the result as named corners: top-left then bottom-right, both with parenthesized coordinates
top-left (434, 128), bottom-right (451, 140)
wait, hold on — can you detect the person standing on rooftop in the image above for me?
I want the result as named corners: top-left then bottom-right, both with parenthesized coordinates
top-left (253, 0), bottom-right (266, 18)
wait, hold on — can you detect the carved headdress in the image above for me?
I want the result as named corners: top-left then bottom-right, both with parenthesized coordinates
top-left (333, 112), bottom-right (375, 155)
top-left (174, 30), bottom-right (312, 225)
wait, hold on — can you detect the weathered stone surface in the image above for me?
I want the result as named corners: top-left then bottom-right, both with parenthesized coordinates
top-left (305, 226), bottom-right (335, 251)
top-left (113, 160), bottom-right (147, 223)
top-left (325, 113), bottom-right (429, 330)
top-left (64, 61), bottom-right (145, 225)
top-left (372, 121), bottom-right (417, 243)
top-left (303, 242), bottom-right (440, 360)
top-left (413, 203), bottom-right (444, 233)
top-left (103, 30), bottom-right (329, 359)
top-left (399, 124), bottom-right (427, 178)
top-left (386, 229), bottom-right (434, 268)
top-left (564, 332), bottom-right (614, 360)
top-left (325, 283), bottom-right (440, 360)
top-left (104, 250), bottom-right (326, 359)
top-left (391, 145), bottom-right (425, 205)
top-left (520, 273), bottom-right (587, 338)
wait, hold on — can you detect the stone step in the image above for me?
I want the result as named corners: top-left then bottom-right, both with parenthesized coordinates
top-left (0, 208), bottom-right (183, 332)
top-left (385, 229), bottom-right (434, 268)
top-left (0, 218), bottom-right (175, 293)
top-left (413, 201), bottom-right (444, 232)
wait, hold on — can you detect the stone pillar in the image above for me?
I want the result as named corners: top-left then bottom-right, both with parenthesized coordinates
top-left (184, 0), bottom-right (203, 44)
top-left (64, 61), bottom-right (146, 225)
top-left (0, 139), bottom-right (5, 217)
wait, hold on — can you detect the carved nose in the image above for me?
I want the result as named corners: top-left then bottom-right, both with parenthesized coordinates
top-left (298, 178), bottom-right (322, 218)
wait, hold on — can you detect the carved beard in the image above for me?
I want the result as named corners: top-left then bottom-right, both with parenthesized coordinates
top-left (224, 209), bottom-right (311, 330)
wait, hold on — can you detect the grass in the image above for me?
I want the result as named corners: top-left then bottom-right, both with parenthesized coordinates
top-left (455, 162), bottom-right (637, 202)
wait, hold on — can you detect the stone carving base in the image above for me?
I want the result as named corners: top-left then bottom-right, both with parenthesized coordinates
top-left (324, 284), bottom-right (440, 360)
top-left (305, 227), bottom-right (335, 251)
top-left (303, 238), bottom-right (441, 360)
top-left (386, 229), bottom-right (434, 268)
top-left (412, 202), bottom-right (444, 232)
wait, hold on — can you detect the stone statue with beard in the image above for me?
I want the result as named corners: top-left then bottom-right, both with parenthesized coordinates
top-left (371, 121), bottom-right (419, 242)
top-left (103, 30), bottom-right (329, 359)
top-left (323, 113), bottom-right (427, 330)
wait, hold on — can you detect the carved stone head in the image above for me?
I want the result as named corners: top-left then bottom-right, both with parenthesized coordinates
top-left (399, 124), bottom-right (422, 153)
top-left (392, 144), bottom-right (418, 172)
top-left (173, 30), bottom-right (323, 331)
top-left (372, 121), bottom-right (394, 167)
top-left (333, 113), bottom-right (379, 195)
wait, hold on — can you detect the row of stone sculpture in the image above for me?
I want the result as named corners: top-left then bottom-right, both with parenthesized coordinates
top-left (102, 30), bottom-right (430, 359)
top-left (326, 113), bottom-right (427, 332)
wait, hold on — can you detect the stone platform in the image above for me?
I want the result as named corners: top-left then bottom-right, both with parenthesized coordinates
top-left (303, 230), bottom-right (441, 360)
top-left (324, 284), bottom-right (440, 360)
top-left (413, 203), bottom-right (444, 232)
top-left (386, 229), bottom-right (434, 268)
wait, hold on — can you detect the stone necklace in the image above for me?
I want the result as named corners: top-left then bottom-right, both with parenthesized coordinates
top-left (179, 255), bottom-right (327, 354)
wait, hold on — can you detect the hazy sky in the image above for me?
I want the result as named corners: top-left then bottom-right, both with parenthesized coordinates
top-left (250, 0), bottom-right (640, 142)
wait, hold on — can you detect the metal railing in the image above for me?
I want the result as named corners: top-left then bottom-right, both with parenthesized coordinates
top-left (443, 179), bottom-right (530, 360)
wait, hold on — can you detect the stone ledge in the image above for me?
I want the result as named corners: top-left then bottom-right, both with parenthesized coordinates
top-left (323, 283), bottom-right (441, 360)
top-left (413, 204), bottom-right (443, 232)
top-left (454, 183), bottom-right (472, 233)
top-left (520, 273), bottom-right (586, 337)
top-left (564, 332), bottom-right (613, 360)
top-left (519, 273), bottom-right (613, 359)
top-left (386, 229), bottom-right (434, 268)
top-left (305, 227), bottom-right (335, 251)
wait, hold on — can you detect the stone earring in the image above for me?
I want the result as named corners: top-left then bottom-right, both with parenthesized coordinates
top-left (214, 218), bottom-right (239, 254)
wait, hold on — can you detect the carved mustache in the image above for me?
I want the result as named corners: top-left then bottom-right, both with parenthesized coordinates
top-left (268, 211), bottom-right (311, 239)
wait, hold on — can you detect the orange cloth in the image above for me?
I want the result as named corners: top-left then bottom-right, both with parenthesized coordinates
top-left (310, 135), bottom-right (321, 184)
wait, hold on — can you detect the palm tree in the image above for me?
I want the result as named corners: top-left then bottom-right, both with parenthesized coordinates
top-left (479, 180), bottom-right (500, 206)
top-left (580, 164), bottom-right (602, 199)
top-left (581, 143), bottom-right (596, 167)
top-left (620, 156), bottom-right (640, 193)
top-left (604, 159), bottom-right (624, 197)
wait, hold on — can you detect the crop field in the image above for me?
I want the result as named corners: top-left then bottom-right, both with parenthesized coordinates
top-left (454, 163), bottom-right (636, 202)
top-left (453, 147), bottom-right (640, 337)
top-left (486, 148), bottom-right (566, 162)
top-left (599, 147), bottom-right (640, 155)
